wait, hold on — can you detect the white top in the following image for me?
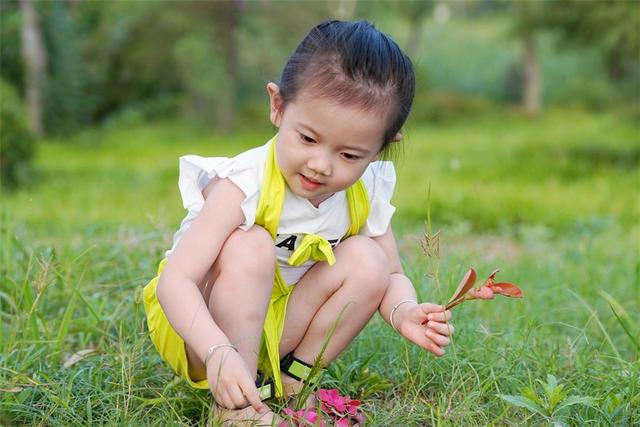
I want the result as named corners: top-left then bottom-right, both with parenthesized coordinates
top-left (167, 141), bottom-right (396, 285)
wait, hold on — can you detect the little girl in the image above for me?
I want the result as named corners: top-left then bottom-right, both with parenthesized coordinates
top-left (144, 20), bottom-right (454, 425)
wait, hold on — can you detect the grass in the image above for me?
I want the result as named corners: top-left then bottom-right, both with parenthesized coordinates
top-left (1, 108), bottom-right (639, 425)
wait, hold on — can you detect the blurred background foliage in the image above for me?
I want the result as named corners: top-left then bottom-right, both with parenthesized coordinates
top-left (2, 0), bottom-right (638, 137)
top-left (1, 0), bottom-right (639, 218)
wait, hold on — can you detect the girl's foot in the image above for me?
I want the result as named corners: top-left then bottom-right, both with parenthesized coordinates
top-left (279, 353), bottom-right (323, 410)
top-left (282, 376), bottom-right (317, 409)
top-left (211, 404), bottom-right (279, 426)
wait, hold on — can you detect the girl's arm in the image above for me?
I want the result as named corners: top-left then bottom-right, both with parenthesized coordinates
top-left (373, 227), bottom-right (454, 356)
top-left (156, 178), bottom-right (245, 368)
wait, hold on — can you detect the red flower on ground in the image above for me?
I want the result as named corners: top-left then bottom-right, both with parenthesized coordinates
top-left (316, 388), bottom-right (365, 426)
top-left (279, 407), bottom-right (324, 427)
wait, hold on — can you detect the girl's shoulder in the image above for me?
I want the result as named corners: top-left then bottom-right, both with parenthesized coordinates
top-left (361, 160), bottom-right (396, 197)
top-left (358, 161), bottom-right (397, 237)
top-left (179, 144), bottom-right (268, 180)
top-left (177, 143), bottom-right (269, 211)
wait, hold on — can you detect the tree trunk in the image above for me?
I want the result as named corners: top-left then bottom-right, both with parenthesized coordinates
top-left (522, 31), bottom-right (541, 116)
top-left (20, 0), bottom-right (48, 136)
top-left (328, 0), bottom-right (357, 20)
top-left (213, 0), bottom-right (243, 134)
top-left (405, 1), bottom-right (430, 59)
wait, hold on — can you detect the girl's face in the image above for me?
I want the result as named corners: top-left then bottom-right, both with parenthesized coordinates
top-left (267, 83), bottom-right (387, 207)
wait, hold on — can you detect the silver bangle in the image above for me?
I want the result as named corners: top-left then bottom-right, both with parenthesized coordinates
top-left (390, 299), bottom-right (417, 332)
top-left (204, 343), bottom-right (238, 367)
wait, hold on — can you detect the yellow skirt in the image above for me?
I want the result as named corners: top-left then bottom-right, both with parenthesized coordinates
top-left (143, 258), bottom-right (208, 389)
top-left (144, 258), bottom-right (294, 396)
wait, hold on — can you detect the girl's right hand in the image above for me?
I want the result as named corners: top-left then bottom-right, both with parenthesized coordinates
top-left (206, 347), bottom-right (266, 413)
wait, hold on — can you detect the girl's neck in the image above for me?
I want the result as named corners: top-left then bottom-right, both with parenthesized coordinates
top-left (308, 193), bottom-right (334, 208)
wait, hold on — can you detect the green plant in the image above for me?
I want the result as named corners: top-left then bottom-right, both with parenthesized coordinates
top-left (324, 354), bottom-right (393, 401)
top-left (499, 374), bottom-right (593, 424)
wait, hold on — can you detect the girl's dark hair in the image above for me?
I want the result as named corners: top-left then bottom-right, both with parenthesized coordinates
top-left (277, 20), bottom-right (415, 151)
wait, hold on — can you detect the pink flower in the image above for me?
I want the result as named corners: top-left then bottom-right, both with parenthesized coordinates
top-left (316, 388), bottom-right (365, 426)
top-left (317, 388), bottom-right (346, 413)
top-left (279, 407), bottom-right (323, 427)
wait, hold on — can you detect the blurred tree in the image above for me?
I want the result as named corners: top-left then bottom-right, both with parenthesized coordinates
top-left (210, 0), bottom-right (243, 133)
top-left (509, 0), bottom-right (640, 113)
top-left (533, 0), bottom-right (640, 82)
top-left (1, 1), bottom-right (24, 93)
top-left (327, 0), bottom-right (357, 20)
top-left (172, 0), bottom-right (246, 133)
top-left (510, 0), bottom-right (542, 115)
top-left (41, 0), bottom-right (88, 135)
top-left (78, 1), bottom-right (183, 124)
top-left (397, 0), bottom-right (433, 60)
top-left (19, 0), bottom-right (47, 136)
top-left (229, 0), bottom-right (329, 126)
top-left (0, 79), bottom-right (36, 190)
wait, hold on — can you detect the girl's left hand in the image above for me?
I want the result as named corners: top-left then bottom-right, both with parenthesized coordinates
top-left (397, 303), bottom-right (454, 356)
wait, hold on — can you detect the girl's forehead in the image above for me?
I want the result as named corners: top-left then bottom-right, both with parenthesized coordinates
top-left (286, 93), bottom-right (387, 146)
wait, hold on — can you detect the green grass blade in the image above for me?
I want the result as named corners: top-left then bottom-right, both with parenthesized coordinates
top-left (498, 394), bottom-right (545, 415)
top-left (54, 291), bottom-right (78, 355)
top-left (598, 290), bottom-right (640, 352)
top-left (570, 290), bottom-right (622, 360)
top-left (554, 396), bottom-right (593, 413)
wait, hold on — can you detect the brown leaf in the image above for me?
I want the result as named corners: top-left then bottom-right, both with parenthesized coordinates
top-left (488, 282), bottom-right (523, 298)
top-left (63, 349), bottom-right (96, 368)
top-left (445, 297), bottom-right (467, 310)
top-left (0, 387), bottom-right (23, 392)
top-left (447, 268), bottom-right (477, 305)
top-left (481, 268), bottom-right (501, 287)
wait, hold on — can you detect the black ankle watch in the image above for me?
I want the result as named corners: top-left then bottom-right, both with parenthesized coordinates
top-left (280, 352), bottom-right (323, 384)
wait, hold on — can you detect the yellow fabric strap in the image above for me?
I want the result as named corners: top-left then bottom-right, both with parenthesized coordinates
top-left (288, 234), bottom-right (336, 267)
top-left (255, 136), bottom-right (285, 240)
top-left (254, 136), bottom-right (370, 397)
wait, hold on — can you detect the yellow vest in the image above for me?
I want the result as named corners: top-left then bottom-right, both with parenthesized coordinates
top-left (255, 136), bottom-right (370, 397)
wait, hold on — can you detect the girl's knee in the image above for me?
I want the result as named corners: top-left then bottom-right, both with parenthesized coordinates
top-left (218, 226), bottom-right (275, 276)
top-left (340, 236), bottom-right (390, 293)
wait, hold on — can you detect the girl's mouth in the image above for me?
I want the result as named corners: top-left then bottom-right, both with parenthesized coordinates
top-left (299, 174), bottom-right (322, 191)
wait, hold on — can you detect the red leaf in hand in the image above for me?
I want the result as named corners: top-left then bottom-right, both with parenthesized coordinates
top-left (488, 282), bottom-right (523, 298)
top-left (482, 268), bottom-right (500, 287)
top-left (447, 268), bottom-right (477, 305)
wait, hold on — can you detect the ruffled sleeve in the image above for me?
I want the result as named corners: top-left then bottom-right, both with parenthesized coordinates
top-left (166, 148), bottom-right (266, 256)
top-left (360, 161), bottom-right (397, 237)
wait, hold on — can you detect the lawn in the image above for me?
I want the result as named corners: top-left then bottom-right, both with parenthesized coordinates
top-left (1, 108), bottom-right (638, 425)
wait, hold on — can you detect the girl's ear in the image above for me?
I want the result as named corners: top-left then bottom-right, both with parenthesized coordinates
top-left (374, 133), bottom-right (403, 161)
top-left (267, 82), bottom-right (283, 127)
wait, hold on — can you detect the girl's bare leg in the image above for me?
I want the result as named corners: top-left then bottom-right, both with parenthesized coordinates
top-left (185, 226), bottom-right (275, 384)
top-left (279, 235), bottom-right (390, 369)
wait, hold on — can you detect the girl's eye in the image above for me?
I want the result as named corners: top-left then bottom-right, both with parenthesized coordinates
top-left (342, 153), bottom-right (361, 161)
top-left (300, 134), bottom-right (315, 143)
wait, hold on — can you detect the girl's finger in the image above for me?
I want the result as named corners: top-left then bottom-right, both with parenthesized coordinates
top-left (426, 320), bottom-right (455, 336)
top-left (425, 328), bottom-right (451, 347)
top-left (420, 303), bottom-right (445, 315)
top-left (239, 379), bottom-right (266, 414)
top-left (427, 310), bottom-right (452, 322)
top-left (414, 333), bottom-right (444, 356)
top-left (228, 384), bottom-right (249, 409)
top-left (216, 389), bottom-right (235, 410)
top-left (427, 340), bottom-right (445, 356)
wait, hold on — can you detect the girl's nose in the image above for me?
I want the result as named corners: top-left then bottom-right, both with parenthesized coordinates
top-left (307, 153), bottom-right (332, 176)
